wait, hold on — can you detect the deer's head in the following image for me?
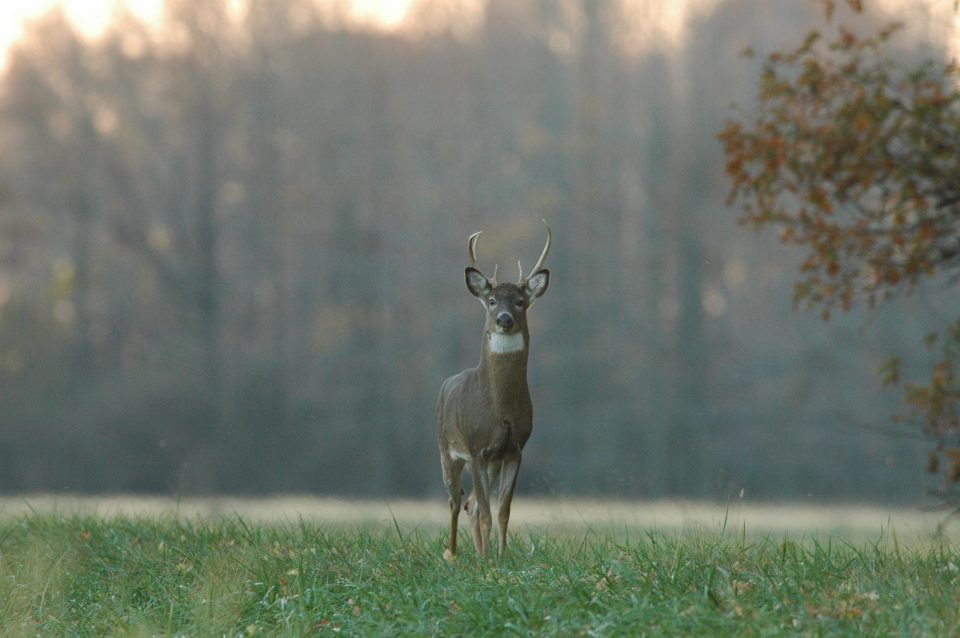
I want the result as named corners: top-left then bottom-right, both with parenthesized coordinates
top-left (464, 221), bottom-right (551, 347)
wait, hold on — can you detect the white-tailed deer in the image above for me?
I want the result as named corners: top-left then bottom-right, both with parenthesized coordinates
top-left (437, 220), bottom-right (551, 560)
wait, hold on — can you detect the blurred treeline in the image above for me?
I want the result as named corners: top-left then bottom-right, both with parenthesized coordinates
top-left (0, 0), bottom-right (946, 500)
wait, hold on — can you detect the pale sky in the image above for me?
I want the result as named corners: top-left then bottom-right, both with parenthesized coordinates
top-left (1, 0), bottom-right (160, 49)
top-left (0, 0), bottom-right (158, 66)
top-left (1, 0), bottom-right (956, 68)
top-left (0, 0), bottom-right (724, 68)
top-left (0, 0), bottom-right (413, 66)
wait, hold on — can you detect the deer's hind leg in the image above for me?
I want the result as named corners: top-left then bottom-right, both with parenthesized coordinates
top-left (496, 455), bottom-right (521, 560)
top-left (467, 459), bottom-right (494, 558)
top-left (441, 453), bottom-right (465, 561)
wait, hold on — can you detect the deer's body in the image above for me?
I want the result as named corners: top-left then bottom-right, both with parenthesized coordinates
top-left (437, 223), bottom-right (550, 560)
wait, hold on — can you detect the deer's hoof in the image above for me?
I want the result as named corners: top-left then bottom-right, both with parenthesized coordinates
top-left (443, 548), bottom-right (456, 563)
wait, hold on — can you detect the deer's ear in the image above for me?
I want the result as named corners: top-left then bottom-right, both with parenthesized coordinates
top-left (465, 267), bottom-right (492, 298)
top-left (524, 269), bottom-right (549, 305)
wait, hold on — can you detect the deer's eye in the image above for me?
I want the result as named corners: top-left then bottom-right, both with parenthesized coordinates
top-left (487, 297), bottom-right (496, 307)
top-left (515, 299), bottom-right (525, 309)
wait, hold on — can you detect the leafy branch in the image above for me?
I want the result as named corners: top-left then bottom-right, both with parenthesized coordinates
top-left (720, 0), bottom-right (960, 500)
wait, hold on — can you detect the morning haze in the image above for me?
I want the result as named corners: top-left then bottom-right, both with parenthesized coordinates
top-left (0, 0), bottom-right (951, 503)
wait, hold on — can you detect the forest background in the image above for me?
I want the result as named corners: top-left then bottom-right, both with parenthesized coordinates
top-left (0, 0), bottom-right (955, 502)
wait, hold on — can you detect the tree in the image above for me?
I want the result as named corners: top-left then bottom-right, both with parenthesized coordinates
top-left (719, 0), bottom-right (960, 502)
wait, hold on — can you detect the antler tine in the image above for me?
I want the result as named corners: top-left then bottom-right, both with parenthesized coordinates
top-left (467, 231), bottom-right (483, 271)
top-left (520, 219), bottom-right (552, 284)
top-left (467, 230), bottom-right (498, 283)
top-left (517, 260), bottom-right (523, 283)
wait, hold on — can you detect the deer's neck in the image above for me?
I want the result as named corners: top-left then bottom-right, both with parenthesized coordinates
top-left (478, 329), bottom-right (529, 406)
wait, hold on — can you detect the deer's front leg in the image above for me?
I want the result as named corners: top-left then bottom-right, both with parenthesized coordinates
top-left (497, 456), bottom-right (521, 560)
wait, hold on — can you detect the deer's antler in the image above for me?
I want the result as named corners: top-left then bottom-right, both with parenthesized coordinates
top-left (519, 219), bottom-right (551, 285)
top-left (467, 231), bottom-right (497, 284)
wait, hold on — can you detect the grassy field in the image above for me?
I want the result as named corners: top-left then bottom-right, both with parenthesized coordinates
top-left (0, 498), bottom-right (958, 636)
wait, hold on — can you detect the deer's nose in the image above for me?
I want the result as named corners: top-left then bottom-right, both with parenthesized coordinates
top-left (496, 313), bottom-right (514, 330)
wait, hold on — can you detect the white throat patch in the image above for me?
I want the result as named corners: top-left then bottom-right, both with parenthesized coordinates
top-left (488, 331), bottom-right (525, 354)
